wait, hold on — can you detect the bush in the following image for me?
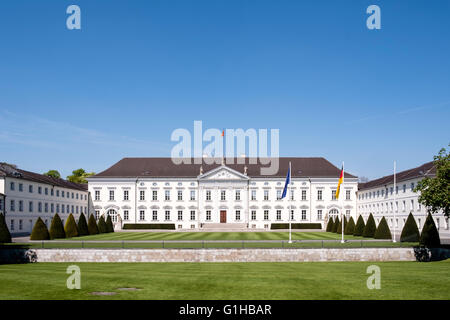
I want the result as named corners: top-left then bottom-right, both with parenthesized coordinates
top-left (420, 213), bottom-right (441, 247)
top-left (0, 213), bottom-right (12, 243)
top-left (30, 217), bottom-right (50, 240)
top-left (49, 213), bottom-right (66, 240)
top-left (374, 216), bottom-right (392, 239)
top-left (338, 216), bottom-right (348, 234)
top-left (326, 218), bottom-right (334, 232)
top-left (332, 217), bottom-right (340, 233)
top-left (64, 213), bottom-right (79, 238)
top-left (344, 217), bottom-right (355, 235)
top-left (353, 215), bottom-right (365, 236)
top-left (77, 213), bottom-right (89, 236)
top-left (105, 214), bottom-right (114, 233)
top-left (97, 216), bottom-right (108, 233)
top-left (270, 223), bottom-right (322, 230)
top-left (123, 223), bottom-right (176, 230)
top-left (87, 214), bottom-right (99, 235)
top-left (400, 212), bottom-right (420, 242)
top-left (363, 214), bottom-right (376, 238)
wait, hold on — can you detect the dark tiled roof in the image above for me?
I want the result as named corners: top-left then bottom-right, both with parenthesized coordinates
top-left (91, 157), bottom-right (357, 179)
top-left (358, 161), bottom-right (436, 191)
top-left (0, 164), bottom-right (88, 191)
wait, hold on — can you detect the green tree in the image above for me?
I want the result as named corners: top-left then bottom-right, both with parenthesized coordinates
top-left (67, 168), bottom-right (95, 184)
top-left (420, 212), bottom-right (441, 247)
top-left (400, 212), bottom-right (420, 242)
top-left (64, 214), bottom-right (79, 238)
top-left (43, 170), bottom-right (61, 179)
top-left (344, 217), bottom-right (356, 235)
top-left (363, 214), bottom-right (376, 238)
top-left (30, 217), bottom-right (50, 240)
top-left (97, 215), bottom-right (108, 233)
top-left (353, 215), bottom-right (366, 236)
top-left (0, 213), bottom-right (12, 243)
top-left (337, 216), bottom-right (347, 234)
top-left (49, 213), bottom-right (66, 239)
top-left (77, 213), bottom-right (89, 236)
top-left (87, 214), bottom-right (99, 235)
top-left (374, 216), bottom-right (392, 239)
top-left (414, 146), bottom-right (449, 218)
top-left (332, 217), bottom-right (340, 233)
top-left (105, 214), bottom-right (114, 233)
top-left (326, 217), bottom-right (334, 232)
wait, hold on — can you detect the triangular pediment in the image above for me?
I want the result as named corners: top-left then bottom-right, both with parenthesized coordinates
top-left (199, 165), bottom-right (249, 180)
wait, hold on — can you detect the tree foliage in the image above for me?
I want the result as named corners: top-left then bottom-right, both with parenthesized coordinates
top-left (400, 212), bottom-right (420, 242)
top-left (332, 217), bottom-right (340, 233)
top-left (326, 218), bottom-right (334, 232)
top-left (337, 216), bottom-right (347, 234)
top-left (87, 214), bottom-right (99, 235)
top-left (77, 213), bottom-right (89, 236)
top-left (30, 217), bottom-right (50, 240)
top-left (49, 213), bottom-right (66, 239)
top-left (374, 216), bottom-right (392, 239)
top-left (0, 213), bottom-right (12, 243)
top-left (106, 214), bottom-right (114, 233)
top-left (43, 170), bottom-right (61, 179)
top-left (414, 146), bottom-right (449, 218)
top-left (344, 217), bottom-right (356, 235)
top-left (353, 215), bottom-right (365, 236)
top-left (363, 213), bottom-right (376, 238)
top-left (420, 212), bottom-right (441, 247)
top-left (97, 215), bottom-right (108, 233)
top-left (64, 214), bottom-right (79, 238)
top-left (67, 168), bottom-right (95, 184)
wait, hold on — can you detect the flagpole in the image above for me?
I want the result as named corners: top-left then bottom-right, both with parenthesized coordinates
top-left (288, 161), bottom-right (292, 244)
top-left (341, 161), bottom-right (345, 244)
top-left (393, 160), bottom-right (397, 243)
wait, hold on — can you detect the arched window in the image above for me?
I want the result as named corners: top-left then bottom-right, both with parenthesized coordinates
top-left (107, 209), bottom-right (117, 223)
top-left (329, 209), bottom-right (339, 217)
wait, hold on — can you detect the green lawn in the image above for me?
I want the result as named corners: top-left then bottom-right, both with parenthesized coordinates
top-left (0, 261), bottom-right (449, 299)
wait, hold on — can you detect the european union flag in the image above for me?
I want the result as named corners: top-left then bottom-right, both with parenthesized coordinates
top-left (280, 166), bottom-right (291, 199)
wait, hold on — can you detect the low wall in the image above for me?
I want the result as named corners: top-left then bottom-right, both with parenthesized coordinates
top-left (0, 248), bottom-right (419, 263)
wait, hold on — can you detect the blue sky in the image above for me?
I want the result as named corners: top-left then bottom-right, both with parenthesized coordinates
top-left (0, 0), bottom-right (449, 179)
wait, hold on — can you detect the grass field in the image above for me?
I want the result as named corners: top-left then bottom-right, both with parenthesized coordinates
top-left (0, 261), bottom-right (449, 299)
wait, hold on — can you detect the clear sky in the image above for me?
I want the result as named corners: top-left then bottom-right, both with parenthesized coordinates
top-left (0, 0), bottom-right (449, 180)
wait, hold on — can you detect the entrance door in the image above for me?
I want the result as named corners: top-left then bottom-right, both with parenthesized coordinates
top-left (220, 210), bottom-right (227, 223)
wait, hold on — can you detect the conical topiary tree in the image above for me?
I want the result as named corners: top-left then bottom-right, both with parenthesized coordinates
top-left (64, 213), bottom-right (79, 238)
top-left (97, 215), bottom-right (108, 234)
top-left (400, 212), bottom-right (420, 242)
top-left (49, 213), bottom-right (66, 239)
top-left (105, 214), bottom-right (114, 233)
top-left (0, 213), bottom-right (12, 243)
top-left (374, 216), bottom-right (392, 239)
top-left (354, 215), bottom-right (365, 236)
top-left (332, 217), bottom-right (340, 233)
top-left (419, 213), bottom-right (441, 247)
top-left (337, 216), bottom-right (347, 234)
top-left (326, 217), bottom-right (334, 232)
top-left (345, 217), bottom-right (356, 235)
top-left (77, 212), bottom-right (89, 236)
top-left (88, 214), bottom-right (99, 235)
top-left (30, 217), bottom-right (50, 240)
top-left (363, 213), bottom-right (376, 238)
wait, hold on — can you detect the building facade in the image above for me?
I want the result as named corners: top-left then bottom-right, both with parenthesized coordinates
top-left (87, 157), bottom-right (359, 229)
top-left (0, 163), bottom-right (93, 235)
top-left (356, 161), bottom-right (449, 238)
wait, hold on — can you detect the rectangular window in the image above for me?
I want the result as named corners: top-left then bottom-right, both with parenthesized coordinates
top-left (264, 190), bottom-right (269, 201)
top-left (71, 205), bottom-right (74, 213)
top-left (29, 185), bottom-right (33, 193)
top-left (140, 190), bottom-right (145, 201)
top-left (190, 190), bottom-right (195, 201)
top-left (264, 210), bottom-right (269, 220)
top-left (51, 189), bottom-right (54, 196)
top-left (56, 204), bottom-right (60, 213)
top-left (235, 210), bottom-right (240, 221)
top-left (301, 210), bottom-right (307, 220)
top-left (18, 200), bottom-right (23, 212)
top-left (19, 219), bottom-right (23, 231)
top-left (332, 190), bottom-right (337, 200)
top-left (44, 203), bottom-right (48, 213)
top-left (109, 190), bottom-right (114, 201)
top-left (10, 220), bottom-right (14, 231)
top-left (346, 190), bottom-right (351, 200)
top-left (124, 210), bottom-right (129, 221)
top-left (276, 190), bottom-right (282, 200)
top-left (45, 187), bottom-right (48, 195)
top-left (290, 210), bottom-right (294, 220)
top-left (346, 210), bottom-right (350, 219)
top-left (62, 204), bottom-right (65, 213)
top-left (177, 190), bottom-right (183, 201)
top-left (317, 210), bottom-right (322, 220)
top-left (206, 190), bottom-right (211, 201)
top-left (152, 210), bottom-right (158, 221)
top-left (178, 210), bottom-right (183, 221)
top-left (19, 183), bottom-right (23, 192)
top-left (0, 198), bottom-right (5, 211)
top-left (403, 184), bottom-right (406, 193)
top-left (71, 192), bottom-right (74, 199)
top-left (302, 190), bottom-right (307, 201)
top-left (251, 210), bottom-right (256, 221)
top-left (235, 190), bottom-right (240, 201)
top-left (206, 210), bottom-right (211, 221)
top-left (124, 190), bottom-right (129, 201)
top-left (165, 190), bottom-right (170, 201)
top-left (62, 190), bottom-right (65, 198)
top-left (411, 199), bottom-right (414, 211)
top-left (153, 190), bottom-right (158, 201)
top-left (38, 202), bottom-right (42, 213)
top-left (165, 210), bottom-right (170, 221)
top-left (56, 190), bottom-right (60, 197)
top-left (38, 186), bottom-right (42, 194)
top-left (276, 210), bottom-right (281, 220)
top-left (290, 190), bottom-right (294, 201)
top-left (10, 182), bottom-right (15, 191)
top-left (317, 190), bottom-right (322, 200)
top-left (221, 190), bottom-right (226, 201)
top-left (411, 183), bottom-right (415, 191)
top-left (95, 210), bottom-right (100, 220)
top-left (139, 210), bottom-right (145, 221)
top-left (251, 190), bottom-right (256, 201)
top-left (190, 210), bottom-right (195, 221)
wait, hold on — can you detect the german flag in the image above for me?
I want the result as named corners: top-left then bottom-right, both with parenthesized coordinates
top-left (335, 165), bottom-right (344, 199)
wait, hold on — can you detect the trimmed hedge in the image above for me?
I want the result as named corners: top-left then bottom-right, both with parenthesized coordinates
top-left (354, 215), bottom-right (365, 236)
top-left (374, 216), bottom-right (392, 239)
top-left (64, 213), bottom-right (79, 238)
top-left (0, 213), bottom-right (12, 243)
top-left (30, 217), bottom-right (50, 240)
top-left (400, 212), bottom-right (420, 242)
top-left (97, 216), bottom-right (108, 234)
top-left (77, 213), bottom-right (89, 237)
top-left (337, 216), bottom-right (347, 234)
top-left (344, 217), bottom-right (355, 235)
top-left (88, 214), bottom-right (99, 235)
top-left (123, 223), bottom-right (176, 230)
top-left (49, 213), bottom-right (66, 240)
top-left (106, 214), bottom-right (114, 233)
top-left (420, 213), bottom-right (441, 247)
top-left (332, 217), bottom-right (340, 233)
top-left (326, 218), bottom-right (334, 232)
top-left (270, 223), bottom-right (322, 230)
top-left (363, 214), bottom-right (376, 238)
